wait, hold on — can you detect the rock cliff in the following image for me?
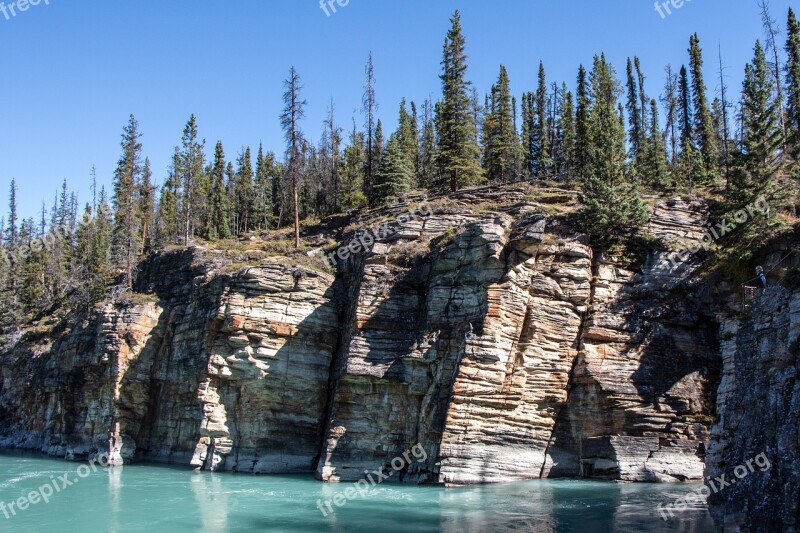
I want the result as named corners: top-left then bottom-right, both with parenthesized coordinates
top-left (0, 186), bottom-right (724, 487)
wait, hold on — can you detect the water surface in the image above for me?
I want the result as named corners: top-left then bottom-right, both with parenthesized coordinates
top-left (0, 453), bottom-right (715, 532)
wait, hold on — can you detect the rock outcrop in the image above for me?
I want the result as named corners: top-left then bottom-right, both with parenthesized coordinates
top-left (706, 286), bottom-right (800, 531)
top-left (0, 187), bottom-right (723, 488)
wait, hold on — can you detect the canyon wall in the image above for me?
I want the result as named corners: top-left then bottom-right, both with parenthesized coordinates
top-left (0, 188), bottom-right (721, 487)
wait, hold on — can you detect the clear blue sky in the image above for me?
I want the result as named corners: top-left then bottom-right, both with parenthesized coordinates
top-left (0, 0), bottom-right (795, 218)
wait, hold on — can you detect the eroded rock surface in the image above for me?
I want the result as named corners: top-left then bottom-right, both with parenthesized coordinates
top-left (0, 189), bottom-right (723, 488)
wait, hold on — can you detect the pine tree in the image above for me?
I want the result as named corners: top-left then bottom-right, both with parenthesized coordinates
top-left (234, 147), bottom-right (254, 234)
top-left (575, 65), bottom-right (591, 180)
top-left (418, 99), bottom-right (438, 188)
top-left (139, 157), bottom-right (155, 253)
top-left (176, 115), bottom-right (206, 245)
top-left (534, 62), bottom-right (552, 177)
top-left (7, 178), bottom-right (17, 247)
top-left (484, 65), bottom-right (517, 182)
top-left (206, 141), bottom-right (231, 240)
top-left (362, 53), bottom-right (378, 205)
top-left (559, 87), bottom-right (576, 181)
top-left (375, 133), bottom-right (413, 204)
top-left (436, 10), bottom-right (483, 192)
top-left (689, 34), bottom-right (719, 182)
top-left (730, 40), bottom-right (782, 208)
top-left (280, 66), bottom-right (307, 249)
top-left (786, 7), bottom-right (800, 155)
top-left (112, 114), bottom-right (143, 288)
top-left (642, 99), bottom-right (671, 187)
top-left (397, 98), bottom-right (419, 174)
top-left (155, 153), bottom-right (180, 247)
top-left (626, 58), bottom-right (644, 170)
top-left (579, 54), bottom-right (649, 240)
top-left (340, 121), bottom-right (367, 208)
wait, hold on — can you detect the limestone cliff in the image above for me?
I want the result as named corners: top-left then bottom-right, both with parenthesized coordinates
top-left (0, 186), bottom-right (722, 487)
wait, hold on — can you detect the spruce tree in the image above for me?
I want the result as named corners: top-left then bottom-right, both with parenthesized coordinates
top-left (484, 65), bottom-right (516, 183)
top-left (418, 99), bottom-right (438, 188)
top-left (534, 62), bottom-right (552, 177)
top-left (436, 10), bottom-right (483, 192)
top-left (139, 157), bottom-right (155, 253)
top-left (559, 87), bottom-right (576, 181)
top-left (207, 141), bottom-right (231, 240)
top-left (112, 114), bottom-right (143, 288)
top-left (7, 178), bottom-right (17, 247)
top-left (375, 133), bottom-right (413, 204)
top-left (176, 115), bottom-right (206, 245)
top-left (689, 34), bottom-right (720, 182)
top-left (626, 58), bottom-right (644, 170)
top-left (579, 54), bottom-right (649, 240)
top-left (730, 41), bottom-right (782, 208)
top-left (235, 147), bottom-right (254, 234)
top-left (575, 65), bottom-right (591, 180)
top-left (786, 8), bottom-right (800, 155)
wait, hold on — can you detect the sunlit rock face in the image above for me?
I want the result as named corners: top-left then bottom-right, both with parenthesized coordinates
top-left (0, 189), bottom-right (721, 487)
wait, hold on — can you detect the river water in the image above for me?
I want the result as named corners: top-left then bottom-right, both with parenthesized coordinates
top-left (0, 453), bottom-right (716, 532)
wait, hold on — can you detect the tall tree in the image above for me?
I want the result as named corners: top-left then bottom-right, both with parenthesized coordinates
top-left (436, 10), bottom-right (483, 192)
top-left (483, 65), bottom-right (517, 182)
top-left (689, 34), bottom-right (720, 181)
top-left (626, 58), bottom-right (644, 169)
top-left (176, 115), bottom-right (206, 245)
top-left (280, 66), bottom-right (307, 249)
top-left (579, 54), bottom-right (648, 239)
top-left (786, 7), bottom-right (800, 154)
top-left (207, 141), bottom-right (231, 240)
top-left (534, 62), bottom-right (552, 177)
top-left (7, 178), bottom-right (17, 247)
top-left (139, 157), bottom-right (155, 253)
top-left (362, 53), bottom-right (378, 205)
top-left (235, 147), bottom-right (254, 234)
top-left (575, 65), bottom-right (591, 180)
top-left (730, 40), bottom-right (783, 207)
top-left (112, 114), bottom-right (143, 288)
top-left (759, 0), bottom-right (787, 143)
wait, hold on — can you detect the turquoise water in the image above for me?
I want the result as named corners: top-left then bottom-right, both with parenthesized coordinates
top-left (0, 453), bottom-right (715, 532)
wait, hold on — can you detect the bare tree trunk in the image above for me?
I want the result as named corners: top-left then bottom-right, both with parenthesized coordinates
top-left (293, 179), bottom-right (300, 249)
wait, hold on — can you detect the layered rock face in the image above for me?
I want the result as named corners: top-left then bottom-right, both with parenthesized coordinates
top-left (706, 287), bottom-right (800, 531)
top-left (0, 187), bottom-right (722, 487)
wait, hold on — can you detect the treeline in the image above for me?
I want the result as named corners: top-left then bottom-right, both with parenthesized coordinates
top-left (2, 7), bottom-right (800, 333)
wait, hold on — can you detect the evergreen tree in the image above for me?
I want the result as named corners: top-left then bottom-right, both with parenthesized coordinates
top-left (375, 133), bottom-right (413, 204)
top-left (234, 147), bottom-right (254, 234)
top-left (207, 141), bottom-right (231, 240)
top-left (397, 98), bottom-right (419, 174)
top-left (534, 62), bottom-right (552, 177)
top-left (558, 86), bottom-right (576, 181)
top-left (483, 65), bottom-right (517, 182)
top-left (689, 34), bottom-right (720, 182)
top-left (112, 114), bottom-right (143, 288)
top-left (436, 10), bottom-right (483, 192)
top-left (642, 99), bottom-right (671, 187)
top-left (418, 99), bottom-right (438, 188)
top-left (730, 41), bottom-right (783, 208)
top-left (575, 65), bottom-right (591, 180)
top-left (139, 157), bottom-right (155, 253)
top-left (341, 121), bottom-right (367, 208)
top-left (786, 7), bottom-right (800, 155)
top-left (362, 53), bottom-right (378, 205)
top-left (7, 178), bottom-right (17, 247)
top-left (176, 115), bottom-right (206, 245)
top-left (626, 58), bottom-right (644, 170)
top-left (579, 54), bottom-right (649, 240)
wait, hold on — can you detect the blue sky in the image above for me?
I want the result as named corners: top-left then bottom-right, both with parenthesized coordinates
top-left (0, 0), bottom-right (796, 217)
